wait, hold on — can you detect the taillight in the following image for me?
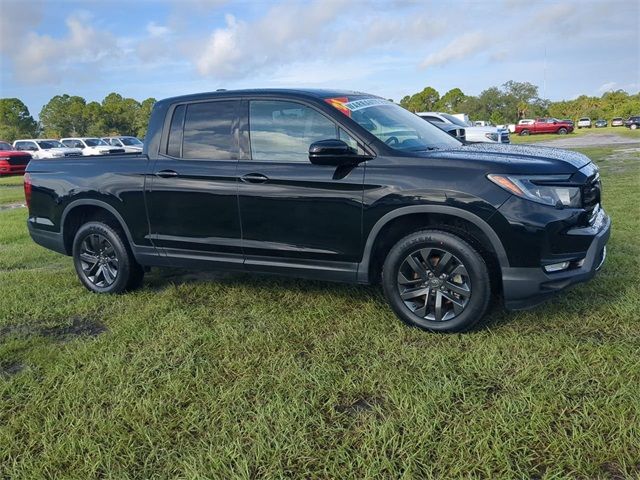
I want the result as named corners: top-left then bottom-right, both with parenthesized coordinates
top-left (23, 172), bottom-right (32, 208)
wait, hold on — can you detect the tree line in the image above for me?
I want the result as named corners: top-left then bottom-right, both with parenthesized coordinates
top-left (0, 93), bottom-right (156, 142)
top-left (1, 82), bottom-right (639, 142)
top-left (400, 81), bottom-right (640, 125)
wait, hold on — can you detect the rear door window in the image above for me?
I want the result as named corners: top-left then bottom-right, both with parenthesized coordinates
top-left (182, 101), bottom-right (238, 160)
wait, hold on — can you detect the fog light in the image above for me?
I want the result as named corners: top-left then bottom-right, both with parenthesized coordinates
top-left (575, 258), bottom-right (585, 268)
top-left (544, 261), bottom-right (570, 273)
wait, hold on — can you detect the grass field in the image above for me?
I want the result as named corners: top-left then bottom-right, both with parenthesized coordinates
top-left (1, 147), bottom-right (639, 478)
top-left (510, 125), bottom-right (640, 144)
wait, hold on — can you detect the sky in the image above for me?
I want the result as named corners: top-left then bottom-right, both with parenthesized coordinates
top-left (1, 0), bottom-right (638, 118)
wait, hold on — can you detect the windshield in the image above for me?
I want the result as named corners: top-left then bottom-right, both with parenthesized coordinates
top-left (121, 137), bottom-right (143, 146)
top-left (440, 113), bottom-right (469, 127)
top-left (37, 140), bottom-right (64, 149)
top-left (85, 138), bottom-right (108, 147)
top-left (0, 142), bottom-right (13, 150)
top-left (325, 97), bottom-right (461, 151)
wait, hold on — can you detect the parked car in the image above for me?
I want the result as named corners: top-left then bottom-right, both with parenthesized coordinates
top-left (434, 123), bottom-right (466, 142)
top-left (25, 89), bottom-right (609, 333)
top-left (577, 118), bottom-right (592, 129)
top-left (594, 119), bottom-right (607, 128)
top-left (561, 119), bottom-right (575, 127)
top-left (13, 139), bottom-right (82, 159)
top-left (417, 112), bottom-right (509, 143)
top-left (473, 121), bottom-right (493, 127)
top-left (0, 140), bottom-right (31, 175)
top-left (611, 117), bottom-right (624, 127)
top-left (101, 136), bottom-right (144, 153)
top-left (60, 137), bottom-right (125, 156)
top-left (624, 116), bottom-right (640, 130)
top-left (514, 118), bottom-right (574, 136)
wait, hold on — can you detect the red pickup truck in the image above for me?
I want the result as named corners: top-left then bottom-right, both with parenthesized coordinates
top-left (515, 118), bottom-right (574, 136)
top-left (0, 140), bottom-right (32, 175)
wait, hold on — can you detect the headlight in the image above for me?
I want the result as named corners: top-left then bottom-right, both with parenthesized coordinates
top-left (484, 132), bottom-right (499, 142)
top-left (488, 174), bottom-right (581, 208)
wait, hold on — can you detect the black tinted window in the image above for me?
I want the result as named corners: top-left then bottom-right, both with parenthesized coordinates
top-left (182, 101), bottom-right (237, 160)
top-left (167, 104), bottom-right (185, 157)
top-left (249, 100), bottom-right (337, 162)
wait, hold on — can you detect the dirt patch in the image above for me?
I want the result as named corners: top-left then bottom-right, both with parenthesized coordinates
top-left (0, 202), bottom-right (25, 211)
top-left (538, 134), bottom-right (640, 148)
top-left (0, 361), bottom-right (24, 378)
top-left (335, 396), bottom-right (384, 416)
top-left (0, 317), bottom-right (107, 342)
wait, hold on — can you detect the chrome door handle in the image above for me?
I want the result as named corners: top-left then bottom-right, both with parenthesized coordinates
top-left (240, 173), bottom-right (269, 183)
top-left (155, 170), bottom-right (179, 178)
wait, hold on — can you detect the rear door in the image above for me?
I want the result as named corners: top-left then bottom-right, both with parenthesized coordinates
top-left (236, 98), bottom-right (366, 281)
top-left (144, 99), bottom-right (243, 269)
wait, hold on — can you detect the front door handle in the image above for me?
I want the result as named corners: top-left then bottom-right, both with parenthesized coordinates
top-left (155, 170), bottom-right (179, 178)
top-left (240, 173), bottom-right (269, 184)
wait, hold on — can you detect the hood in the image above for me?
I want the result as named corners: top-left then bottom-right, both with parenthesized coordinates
top-left (465, 125), bottom-right (508, 134)
top-left (45, 147), bottom-right (83, 154)
top-left (0, 149), bottom-right (31, 157)
top-left (420, 143), bottom-right (592, 174)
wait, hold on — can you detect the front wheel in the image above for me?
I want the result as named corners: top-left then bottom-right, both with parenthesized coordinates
top-left (72, 221), bottom-right (144, 293)
top-left (631, 124), bottom-right (638, 130)
top-left (519, 129), bottom-right (530, 136)
top-left (557, 127), bottom-right (568, 135)
top-left (381, 230), bottom-right (491, 332)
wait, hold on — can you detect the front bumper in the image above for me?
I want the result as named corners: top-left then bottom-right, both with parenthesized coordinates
top-left (502, 211), bottom-right (611, 310)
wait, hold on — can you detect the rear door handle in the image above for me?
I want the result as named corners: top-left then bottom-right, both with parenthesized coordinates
top-left (240, 173), bottom-right (269, 184)
top-left (155, 170), bottom-right (179, 178)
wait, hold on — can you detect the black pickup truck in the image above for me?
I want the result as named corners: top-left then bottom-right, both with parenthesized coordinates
top-left (25, 89), bottom-right (610, 332)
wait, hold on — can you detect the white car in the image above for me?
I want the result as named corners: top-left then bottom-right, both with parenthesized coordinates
top-left (13, 139), bottom-right (83, 159)
top-left (577, 117), bottom-right (592, 129)
top-left (60, 137), bottom-right (124, 156)
top-left (101, 136), bottom-right (144, 153)
top-left (417, 112), bottom-right (510, 144)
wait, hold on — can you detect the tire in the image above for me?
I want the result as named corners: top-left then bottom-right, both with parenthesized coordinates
top-left (557, 127), bottom-right (567, 135)
top-left (519, 129), bottom-right (530, 136)
top-left (631, 124), bottom-right (638, 130)
top-left (72, 221), bottom-right (144, 294)
top-left (381, 230), bottom-right (491, 333)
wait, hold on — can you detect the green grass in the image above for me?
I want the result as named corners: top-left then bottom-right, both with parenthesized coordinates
top-left (511, 125), bottom-right (640, 144)
top-left (1, 148), bottom-right (639, 478)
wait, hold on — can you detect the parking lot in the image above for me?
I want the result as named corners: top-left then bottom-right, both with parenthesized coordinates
top-left (1, 134), bottom-right (639, 478)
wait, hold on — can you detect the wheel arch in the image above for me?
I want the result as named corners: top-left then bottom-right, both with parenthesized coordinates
top-left (61, 199), bottom-right (136, 256)
top-left (357, 205), bottom-right (509, 284)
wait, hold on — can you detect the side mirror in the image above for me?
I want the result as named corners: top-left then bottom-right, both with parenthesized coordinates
top-left (308, 139), bottom-right (370, 166)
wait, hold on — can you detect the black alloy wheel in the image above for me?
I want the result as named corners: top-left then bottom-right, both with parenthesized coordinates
top-left (397, 247), bottom-right (471, 322)
top-left (79, 233), bottom-right (119, 287)
top-left (382, 230), bottom-right (491, 332)
top-left (72, 221), bottom-right (144, 293)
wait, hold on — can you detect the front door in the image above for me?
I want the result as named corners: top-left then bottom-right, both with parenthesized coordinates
top-left (236, 99), bottom-right (366, 281)
top-left (145, 99), bottom-right (243, 269)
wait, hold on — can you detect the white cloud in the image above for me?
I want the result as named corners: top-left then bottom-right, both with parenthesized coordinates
top-left (146, 21), bottom-right (170, 37)
top-left (9, 14), bottom-right (118, 84)
top-left (421, 32), bottom-right (489, 68)
top-left (597, 82), bottom-right (617, 93)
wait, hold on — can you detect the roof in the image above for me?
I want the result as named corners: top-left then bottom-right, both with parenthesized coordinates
top-left (155, 88), bottom-right (376, 106)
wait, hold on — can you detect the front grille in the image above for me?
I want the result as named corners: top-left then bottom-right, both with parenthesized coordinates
top-left (500, 132), bottom-right (510, 143)
top-left (582, 173), bottom-right (601, 219)
top-left (109, 149), bottom-right (125, 154)
top-left (8, 155), bottom-right (31, 166)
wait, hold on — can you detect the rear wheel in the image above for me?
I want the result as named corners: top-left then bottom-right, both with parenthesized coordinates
top-left (72, 221), bottom-right (144, 293)
top-left (381, 230), bottom-right (491, 332)
top-left (631, 124), bottom-right (638, 130)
